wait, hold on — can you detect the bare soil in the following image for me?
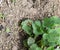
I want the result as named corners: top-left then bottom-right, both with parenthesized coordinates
top-left (0, 0), bottom-right (60, 50)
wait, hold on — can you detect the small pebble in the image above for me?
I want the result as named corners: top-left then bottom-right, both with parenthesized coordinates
top-left (0, 25), bottom-right (3, 30)
top-left (12, 46), bottom-right (18, 50)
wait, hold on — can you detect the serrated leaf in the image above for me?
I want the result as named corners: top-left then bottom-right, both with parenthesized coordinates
top-left (51, 16), bottom-right (60, 24)
top-left (27, 37), bottom-right (35, 46)
top-left (29, 44), bottom-right (37, 50)
top-left (57, 37), bottom-right (60, 45)
top-left (43, 27), bottom-right (60, 46)
top-left (43, 33), bottom-right (48, 40)
top-left (29, 44), bottom-right (42, 50)
top-left (43, 16), bottom-right (60, 28)
top-left (35, 20), bottom-right (41, 27)
top-left (21, 19), bottom-right (33, 35)
top-left (42, 34), bottom-right (49, 46)
top-left (43, 17), bottom-right (54, 28)
top-left (47, 30), bottom-right (59, 46)
top-left (32, 21), bottom-right (43, 36)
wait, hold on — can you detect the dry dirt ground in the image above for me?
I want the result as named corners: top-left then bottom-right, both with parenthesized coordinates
top-left (0, 0), bottom-right (60, 50)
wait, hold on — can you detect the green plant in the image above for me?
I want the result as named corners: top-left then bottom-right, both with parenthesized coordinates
top-left (21, 16), bottom-right (60, 50)
top-left (11, 0), bottom-right (16, 3)
top-left (6, 27), bottom-right (10, 33)
top-left (0, 13), bottom-right (5, 19)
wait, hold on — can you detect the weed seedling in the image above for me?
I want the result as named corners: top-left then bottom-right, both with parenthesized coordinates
top-left (21, 16), bottom-right (60, 50)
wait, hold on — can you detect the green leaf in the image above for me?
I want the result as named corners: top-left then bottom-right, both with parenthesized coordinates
top-left (48, 29), bottom-right (58, 42)
top-left (0, 13), bottom-right (3, 18)
top-left (29, 44), bottom-right (37, 50)
top-left (21, 19), bottom-right (33, 35)
top-left (57, 37), bottom-right (60, 45)
top-left (35, 20), bottom-right (41, 27)
top-left (43, 16), bottom-right (60, 28)
top-left (27, 37), bottom-right (35, 46)
top-left (43, 17), bottom-right (54, 28)
top-left (46, 46), bottom-right (54, 50)
top-left (0, 13), bottom-right (5, 19)
top-left (47, 30), bottom-right (58, 46)
top-left (43, 27), bottom-right (60, 46)
top-left (51, 16), bottom-right (60, 24)
top-left (6, 27), bottom-right (10, 33)
top-left (43, 33), bottom-right (48, 40)
top-left (42, 34), bottom-right (49, 46)
top-left (32, 20), bottom-right (43, 36)
top-left (29, 44), bottom-right (42, 50)
top-left (11, 0), bottom-right (16, 3)
top-left (36, 47), bottom-right (42, 50)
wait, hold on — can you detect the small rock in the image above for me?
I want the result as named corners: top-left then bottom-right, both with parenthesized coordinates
top-left (0, 25), bottom-right (3, 31)
top-left (12, 46), bottom-right (18, 50)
